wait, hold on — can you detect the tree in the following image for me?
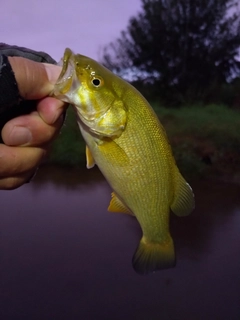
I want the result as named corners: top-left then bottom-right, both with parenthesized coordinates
top-left (101, 0), bottom-right (240, 105)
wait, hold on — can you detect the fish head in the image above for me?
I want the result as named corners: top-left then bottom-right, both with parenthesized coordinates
top-left (53, 48), bottom-right (127, 137)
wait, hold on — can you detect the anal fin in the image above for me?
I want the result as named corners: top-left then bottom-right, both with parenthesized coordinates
top-left (108, 192), bottom-right (134, 215)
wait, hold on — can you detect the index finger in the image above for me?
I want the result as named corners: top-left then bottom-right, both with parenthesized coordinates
top-left (8, 57), bottom-right (61, 100)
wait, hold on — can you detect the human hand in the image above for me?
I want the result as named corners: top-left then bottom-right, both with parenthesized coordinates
top-left (0, 56), bottom-right (67, 189)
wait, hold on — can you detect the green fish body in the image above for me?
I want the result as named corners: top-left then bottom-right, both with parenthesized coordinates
top-left (53, 48), bottom-right (195, 274)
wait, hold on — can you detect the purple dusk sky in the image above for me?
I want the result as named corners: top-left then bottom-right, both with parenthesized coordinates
top-left (1, 0), bottom-right (141, 62)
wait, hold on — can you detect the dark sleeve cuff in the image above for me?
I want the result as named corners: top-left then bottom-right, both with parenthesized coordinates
top-left (0, 43), bottom-right (56, 64)
top-left (0, 43), bottom-right (57, 143)
top-left (0, 54), bottom-right (21, 115)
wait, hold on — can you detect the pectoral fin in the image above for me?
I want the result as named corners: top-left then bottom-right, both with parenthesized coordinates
top-left (98, 138), bottom-right (129, 166)
top-left (86, 145), bottom-right (95, 169)
top-left (171, 166), bottom-right (195, 216)
top-left (108, 192), bottom-right (133, 215)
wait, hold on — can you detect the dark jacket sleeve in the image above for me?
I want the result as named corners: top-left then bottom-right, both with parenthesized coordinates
top-left (0, 43), bottom-right (56, 64)
top-left (0, 54), bottom-right (21, 114)
top-left (0, 43), bottom-right (56, 142)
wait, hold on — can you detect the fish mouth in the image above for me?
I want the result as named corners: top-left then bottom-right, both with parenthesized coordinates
top-left (52, 48), bottom-right (80, 103)
top-left (52, 48), bottom-right (112, 127)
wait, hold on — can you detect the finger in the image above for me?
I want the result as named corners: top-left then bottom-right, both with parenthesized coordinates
top-left (37, 97), bottom-right (67, 125)
top-left (0, 144), bottom-right (46, 177)
top-left (1, 111), bottom-right (63, 146)
top-left (1, 98), bottom-right (66, 146)
top-left (0, 170), bottom-right (36, 190)
top-left (8, 57), bottom-right (61, 99)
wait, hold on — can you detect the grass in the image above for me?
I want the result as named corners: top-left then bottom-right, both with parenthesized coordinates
top-left (157, 104), bottom-right (240, 179)
top-left (47, 104), bottom-right (240, 181)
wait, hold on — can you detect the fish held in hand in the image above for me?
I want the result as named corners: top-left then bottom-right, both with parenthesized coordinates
top-left (53, 48), bottom-right (195, 275)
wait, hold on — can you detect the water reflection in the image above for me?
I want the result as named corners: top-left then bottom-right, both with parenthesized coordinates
top-left (0, 166), bottom-right (240, 320)
top-left (32, 165), bottom-right (105, 189)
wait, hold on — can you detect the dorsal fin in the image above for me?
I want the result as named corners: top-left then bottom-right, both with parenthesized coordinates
top-left (170, 166), bottom-right (195, 216)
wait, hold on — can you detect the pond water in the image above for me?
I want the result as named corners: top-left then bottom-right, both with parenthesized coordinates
top-left (0, 166), bottom-right (240, 320)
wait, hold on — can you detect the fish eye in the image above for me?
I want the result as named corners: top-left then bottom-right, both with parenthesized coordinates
top-left (91, 77), bottom-right (103, 88)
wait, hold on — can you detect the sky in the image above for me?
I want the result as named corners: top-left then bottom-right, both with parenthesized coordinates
top-left (1, 0), bottom-right (141, 62)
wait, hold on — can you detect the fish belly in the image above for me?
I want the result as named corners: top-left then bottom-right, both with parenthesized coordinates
top-left (79, 118), bottom-right (173, 242)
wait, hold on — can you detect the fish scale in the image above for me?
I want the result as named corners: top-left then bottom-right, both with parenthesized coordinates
top-left (53, 48), bottom-right (195, 274)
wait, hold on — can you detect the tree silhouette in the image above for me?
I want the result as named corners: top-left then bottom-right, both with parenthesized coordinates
top-left (102, 0), bottom-right (240, 104)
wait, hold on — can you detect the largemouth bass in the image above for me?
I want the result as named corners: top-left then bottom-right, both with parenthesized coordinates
top-left (53, 48), bottom-right (194, 274)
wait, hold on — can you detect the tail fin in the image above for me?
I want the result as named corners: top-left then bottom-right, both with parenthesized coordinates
top-left (132, 236), bottom-right (176, 275)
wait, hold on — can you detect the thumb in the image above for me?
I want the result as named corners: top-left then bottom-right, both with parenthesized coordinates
top-left (8, 56), bottom-right (61, 100)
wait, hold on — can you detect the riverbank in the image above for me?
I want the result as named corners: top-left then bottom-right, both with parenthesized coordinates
top-left (47, 104), bottom-right (240, 182)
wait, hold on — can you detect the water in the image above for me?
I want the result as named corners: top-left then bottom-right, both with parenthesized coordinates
top-left (0, 166), bottom-right (240, 320)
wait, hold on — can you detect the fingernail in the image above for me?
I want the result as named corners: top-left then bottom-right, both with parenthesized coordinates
top-left (44, 64), bottom-right (62, 84)
top-left (8, 126), bottom-right (32, 145)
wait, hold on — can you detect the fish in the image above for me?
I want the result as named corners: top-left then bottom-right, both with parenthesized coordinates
top-left (53, 48), bottom-right (195, 275)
